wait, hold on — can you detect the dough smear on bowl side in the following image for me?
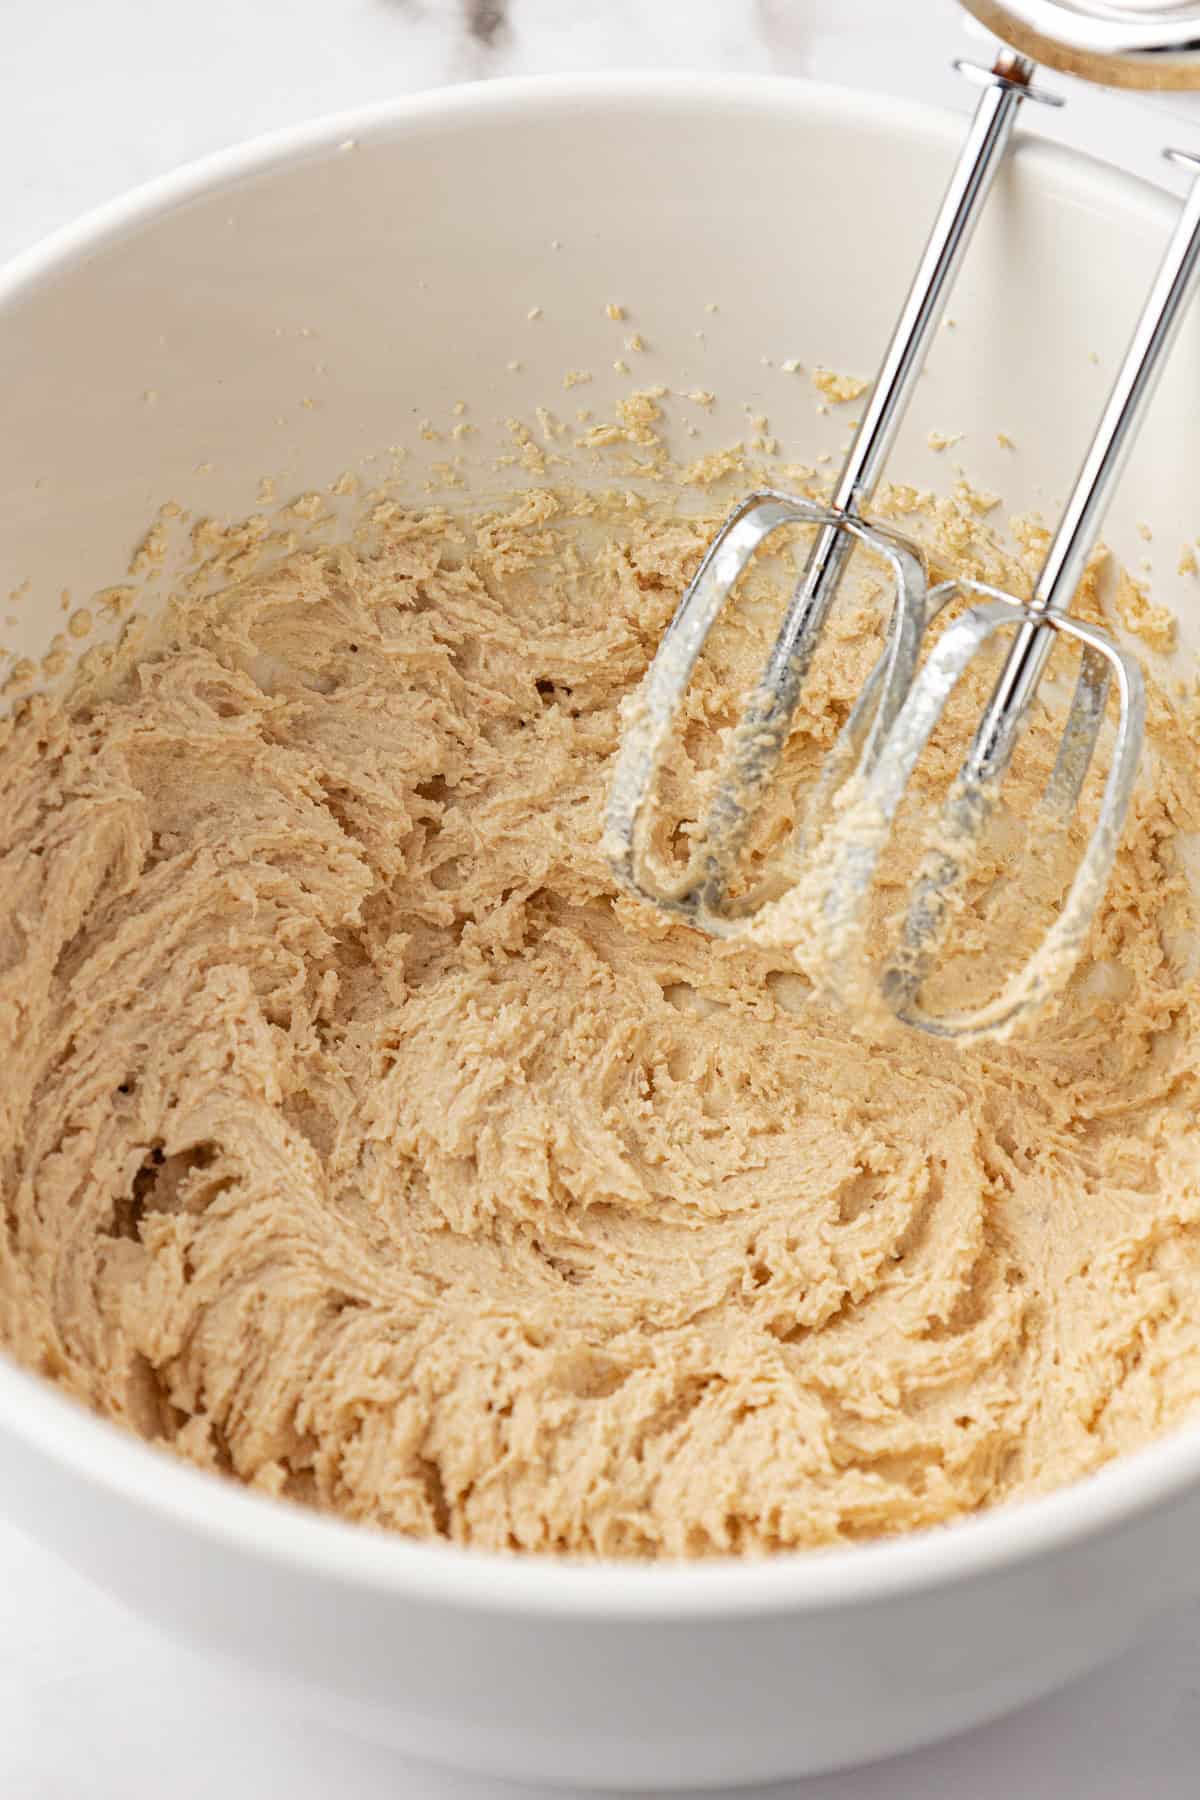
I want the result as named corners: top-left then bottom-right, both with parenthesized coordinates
top-left (2, 464), bottom-right (1200, 1559)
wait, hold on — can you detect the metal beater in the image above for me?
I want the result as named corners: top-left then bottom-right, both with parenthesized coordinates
top-left (606, 9), bottom-right (1200, 1042)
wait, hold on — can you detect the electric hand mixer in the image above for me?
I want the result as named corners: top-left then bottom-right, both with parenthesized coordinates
top-left (605, 2), bottom-right (1200, 1042)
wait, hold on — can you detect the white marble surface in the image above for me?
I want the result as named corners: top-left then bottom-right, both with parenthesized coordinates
top-left (5, 3), bottom-right (1200, 1795)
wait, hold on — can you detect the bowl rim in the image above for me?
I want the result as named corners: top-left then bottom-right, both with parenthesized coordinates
top-left (2, 68), bottom-right (1198, 1623)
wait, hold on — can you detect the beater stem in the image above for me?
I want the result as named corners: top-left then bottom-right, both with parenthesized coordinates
top-left (834, 53), bottom-right (1044, 523)
top-left (698, 53), bottom-right (1056, 900)
top-left (968, 148), bottom-right (1200, 782)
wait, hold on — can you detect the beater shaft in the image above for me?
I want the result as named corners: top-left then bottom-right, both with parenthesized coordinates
top-left (684, 54), bottom-right (1059, 914)
top-left (834, 150), bottom-right (1200, 1039)
top-left (969, 147), bottom-right (1200, 785)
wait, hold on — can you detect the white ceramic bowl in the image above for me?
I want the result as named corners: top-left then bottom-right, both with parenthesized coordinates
top-left (3, 74), bottom-right (1200, 1790)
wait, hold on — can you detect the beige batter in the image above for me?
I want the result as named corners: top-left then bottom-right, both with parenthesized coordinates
top-left (3, 479), bottom-right (1200, 1558)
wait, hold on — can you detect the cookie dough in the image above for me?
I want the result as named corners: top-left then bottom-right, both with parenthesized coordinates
top-left (3, 482), bottom-right (1200, 1557)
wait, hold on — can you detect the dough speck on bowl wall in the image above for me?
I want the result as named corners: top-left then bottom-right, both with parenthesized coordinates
top-left (4, 76), bottom-right (1200, 1788)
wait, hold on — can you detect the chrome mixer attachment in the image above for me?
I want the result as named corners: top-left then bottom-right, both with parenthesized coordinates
top-left (606, 14), bottom-right (1200, 1041)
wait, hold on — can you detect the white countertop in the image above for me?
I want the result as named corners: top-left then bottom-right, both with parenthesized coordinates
top-left (5, 3), bottom-right (1200, 1795)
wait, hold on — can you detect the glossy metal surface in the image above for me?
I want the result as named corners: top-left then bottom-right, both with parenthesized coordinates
top-left (870, 149), bottom-right (1200, 1038)
top-left (613, 45), bottom-right (1200, 1041)
top-left (608, 56), bottom-right (1048, 928)
top-left (972, 149), bottom-right (1200, 780)
top-left (961, 1), bottom-right (1200, 88)
top-left (604, 492), bottom-right (929, 931)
